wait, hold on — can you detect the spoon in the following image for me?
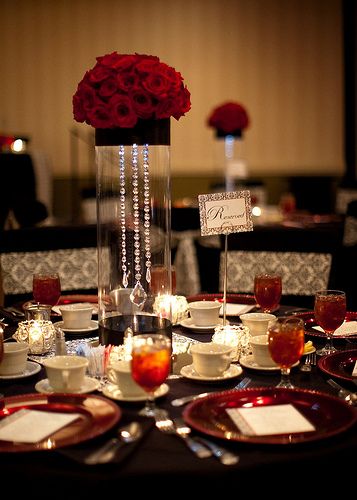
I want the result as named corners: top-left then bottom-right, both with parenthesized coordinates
top-left (84, 421), bottom-right (142, 464)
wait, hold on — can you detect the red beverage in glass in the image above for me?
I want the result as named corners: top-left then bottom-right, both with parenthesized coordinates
top-left (314, 292), bottom-right (346, 334)
top-left (131, 343), bottom-right (170, 392)
top-left (150, 265), bottom-right (176, 295)
top-left (254, 274), bottom-right (282, 313)
top-left (33, 273), bottom-right (61, 306)
top-left (268, 320), bottom-right (305, 369)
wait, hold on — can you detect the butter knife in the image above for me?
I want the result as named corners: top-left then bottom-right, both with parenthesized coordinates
top-left (171, 392), bottom-right (210, 407)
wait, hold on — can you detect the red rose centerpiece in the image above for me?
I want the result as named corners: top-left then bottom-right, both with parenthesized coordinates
top-left (207, 101), bottom-right (250, 191)
top-left (207, 101), bottom-right (250, 137)
top-left (72, 52), bottom-right (191, 347)
top-left (73, 52), bottom-right (191, 130)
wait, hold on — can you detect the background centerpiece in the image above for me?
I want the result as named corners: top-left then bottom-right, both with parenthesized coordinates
top-left (207, 101), bottom-right (250, 192)
top-left (73, 52), bottom-right (191, 345)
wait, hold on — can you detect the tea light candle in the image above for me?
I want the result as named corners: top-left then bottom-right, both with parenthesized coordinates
top-left (212, 324), bottom-right (251, 362)
top-left (13, 320), bottom-right (56, 354)
top-left (153, 295), bottom-right (188, 324)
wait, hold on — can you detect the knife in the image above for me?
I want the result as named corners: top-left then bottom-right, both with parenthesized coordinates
top-left (327, 378), bottom-right (357, 405)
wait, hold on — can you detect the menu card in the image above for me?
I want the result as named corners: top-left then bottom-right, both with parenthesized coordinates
top-left (352, 361), bottom-right (357, 377)
top-left (226, 404), bottom-right (316, 436)
top-left (0, 409), bottom-right (81, 443)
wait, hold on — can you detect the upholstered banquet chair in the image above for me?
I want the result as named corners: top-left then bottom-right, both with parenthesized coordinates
top-left (218, 222), bottom-right (345, 308)
top-left (0, 224), bottom-right (98, 306)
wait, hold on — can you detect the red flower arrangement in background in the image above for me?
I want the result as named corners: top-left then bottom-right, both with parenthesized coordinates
top-left (207, 101), bottom-right (250, 135)
top-left (73, 52), bottom-right (191, 129)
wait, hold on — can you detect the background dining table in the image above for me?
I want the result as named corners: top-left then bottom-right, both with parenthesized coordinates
top-left (0, 303), bottom-right (356, 498)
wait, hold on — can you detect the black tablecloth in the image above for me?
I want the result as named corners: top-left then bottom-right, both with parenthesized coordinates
top-left (1, 305), bottom-right (356, 497)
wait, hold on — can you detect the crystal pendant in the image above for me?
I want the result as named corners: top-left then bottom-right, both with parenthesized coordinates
top-left (130, 281), bottom-right (147, 307)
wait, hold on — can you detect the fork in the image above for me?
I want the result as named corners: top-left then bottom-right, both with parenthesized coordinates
top-left (174, 418), bottom-right (240, 466)
top-left (155, 410), bottom-right (212, 459)
top-left (300, 352), bottom-right (317, 372)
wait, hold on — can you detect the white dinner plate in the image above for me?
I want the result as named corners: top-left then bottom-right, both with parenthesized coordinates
top-left (102, 383), bottom-right (169, 402)
top-left (35, 376), bottom-right (101, 394)
top-left (179, 317), bottom-right (229, 332)
top-left (180, 363), bottom-right (242, 382)
top-left (239, 354), bottom-right (299, 372)
top-left (0, 361), bottom-right (41, 380)
top-left (54, 320), bottom-right (99, 333)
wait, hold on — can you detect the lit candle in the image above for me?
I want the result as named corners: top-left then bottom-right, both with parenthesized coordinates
top-left (13, 320), bottom-right (56, 354)
top-left (212, 324), bottom-right (250, 362)
top-left (153, 294), bottom-right (188, 324)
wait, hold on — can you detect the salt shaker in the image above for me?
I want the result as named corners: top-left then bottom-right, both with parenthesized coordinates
top-left (54, 326), bottom-right (67, 355)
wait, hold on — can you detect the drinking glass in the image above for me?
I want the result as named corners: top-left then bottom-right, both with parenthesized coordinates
top-left (254, 273), bottom-right (282, 313)
top-left (32, 273), bottom-right (61, 306)
top-left (131, 333), bottom-right (171, 417)
top-left (150, 265), bottom-right (176, 295)
top-left (314, 290), bottom-right (346, 356)
top-left (267, 316), bottom-right (305, 388)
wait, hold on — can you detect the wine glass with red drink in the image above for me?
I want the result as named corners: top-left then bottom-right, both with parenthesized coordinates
top-left (314, 290), bottom-right (346, 356)
top-left (32, 272), bottom-right (61, 306)
top-left (131, 333), bottom-right (171, 417)
top-left (268, 316), bottom-right (305, 388)
top-left (254, 273), bottom-right (282, 313)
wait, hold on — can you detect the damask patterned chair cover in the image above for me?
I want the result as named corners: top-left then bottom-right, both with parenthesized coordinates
top-left (0, 224), bottom-right (98, 306)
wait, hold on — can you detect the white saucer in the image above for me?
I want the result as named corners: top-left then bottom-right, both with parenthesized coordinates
top-left (35, 376), bottom-right (101, 394)
top-left (102, 383), bottom-right (169, 402)
top-left (54, 320), bottom-right (99, 333)
top-left (239, 355), bottom-right (299, 372)
top-left (0, 361), bottom-right (41, 380)
top-left (179, 317), bottom-right (229, 331)
top-left (180, 363), bottom-right (242, 381)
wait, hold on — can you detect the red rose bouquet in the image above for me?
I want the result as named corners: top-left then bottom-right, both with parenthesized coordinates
top-left (73, 52), bottom-right (191, 129)
top-left (207, 101), bottom-right (250, 136)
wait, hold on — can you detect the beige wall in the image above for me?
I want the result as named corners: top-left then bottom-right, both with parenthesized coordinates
top-left (0, 0), bottom-right (343, 179)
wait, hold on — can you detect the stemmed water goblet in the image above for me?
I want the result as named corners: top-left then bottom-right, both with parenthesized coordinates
top-left (32, 272), bottom-right (61, 307)
top-left (267, 316), bottom-right (305, 388)
top-left (314, 289), bottom-right (346, 356)
top-left (254, 273), bottom-right (282, 313)
top-left (131, 333), bottom-right (171, 417)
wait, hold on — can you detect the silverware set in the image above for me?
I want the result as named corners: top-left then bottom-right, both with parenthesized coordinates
top-left (327, 378), bottom-right (357, 406)
top-left (155, 410), bottom-right (239, 465)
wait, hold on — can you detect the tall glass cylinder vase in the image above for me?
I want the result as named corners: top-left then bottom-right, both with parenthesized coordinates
top-left (215, 130), bottom-right (247, 192)
top-left (95, 118), bottom-right (172, 346)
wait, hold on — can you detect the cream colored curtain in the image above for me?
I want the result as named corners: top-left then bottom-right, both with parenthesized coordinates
top-left (0, 0), bottom-right (343, 178)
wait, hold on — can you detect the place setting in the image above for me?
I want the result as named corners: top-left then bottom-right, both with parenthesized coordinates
top-left (179, 341), bottom-right (243, 382)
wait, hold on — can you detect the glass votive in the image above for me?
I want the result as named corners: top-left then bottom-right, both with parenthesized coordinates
top-left (153, 294), bottom-right (188, 324)
top-left (23, 302), bottom-right (52, 322)
top-left (212, 324), bottom-right (251, 362)
top-left (13, 320), bottom-right (56, 354)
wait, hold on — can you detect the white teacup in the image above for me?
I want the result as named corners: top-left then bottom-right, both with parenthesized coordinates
top-left (43, 355), bottom-right (89, 392)
top-left (107, 360), bottom-right (146, 397)
top-left (188, 301), bottom-right (221, 327)
top-left (0, 342), bottom-right (29, 375)
top-left (59, 303), bottom-right (93, 329)
top-left (250, 335), bottom-right (278, 367)
top-left (189, 342), bottom-right (232, 377)
top-left (240, 313), bottom-right (276, 337)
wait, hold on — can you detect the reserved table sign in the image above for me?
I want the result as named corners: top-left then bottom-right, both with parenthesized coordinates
top-left (198, 190), bottom-right (253, 236)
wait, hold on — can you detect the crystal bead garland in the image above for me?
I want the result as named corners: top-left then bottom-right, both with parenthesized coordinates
top-left (95, 119), bottom-right (173, 346)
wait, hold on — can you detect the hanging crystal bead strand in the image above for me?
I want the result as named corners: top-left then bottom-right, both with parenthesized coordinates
top-left (119, 145), bottom-right (128, 288)
top-left (143, 144), bottom-right (152, 285)
top-left (130, 144), bottom-right (147, 307)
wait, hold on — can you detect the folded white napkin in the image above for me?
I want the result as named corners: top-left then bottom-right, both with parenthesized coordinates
top-left (313, 321), bottom-right (357, 336)
top-left (0, 409), bottom-right (81, 443)
top-left (226, 404), bottom-right (315, 436)
top-left (219, 303), bottom-right (255, 316)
